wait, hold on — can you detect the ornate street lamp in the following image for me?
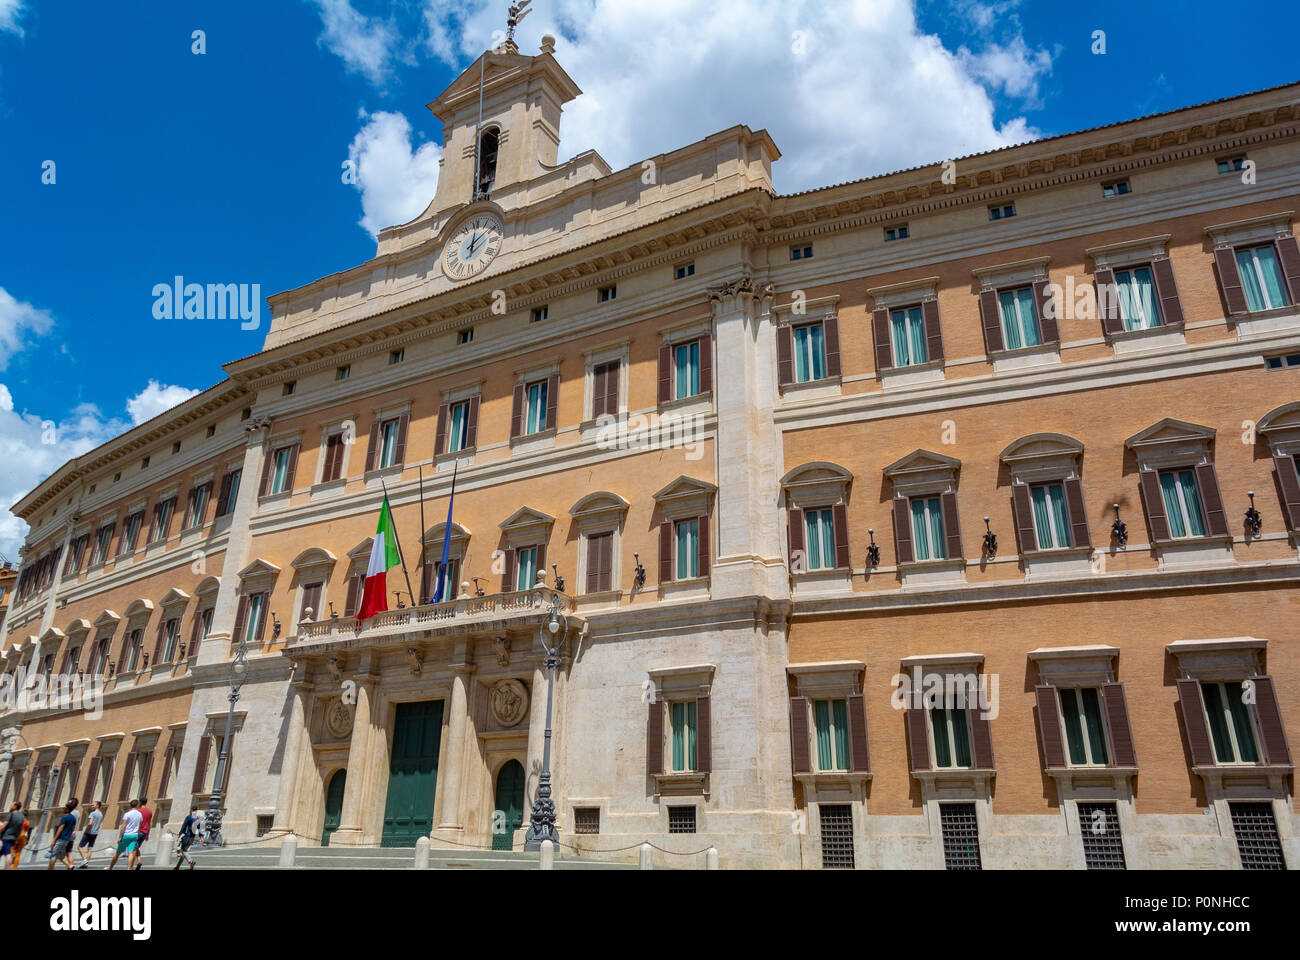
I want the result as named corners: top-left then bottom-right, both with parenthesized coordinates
top-left (204, 624), bottom-right (250, 847)
top-left (523, 591), bottom-right (567, 852)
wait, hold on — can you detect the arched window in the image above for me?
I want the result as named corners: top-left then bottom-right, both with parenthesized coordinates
top-left (477, 127), bottom-right (499, 198)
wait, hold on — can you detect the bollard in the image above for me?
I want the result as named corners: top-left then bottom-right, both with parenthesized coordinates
top-left (639, 842), bottom-right (652, 870)
top-left (278, 833), bottom-right (298, 868)
top-left (540, 838), bottom-right (554, 871)
top-left (415, 836), bottom-right (430, 869)
top-left (706, 846), bottom-right (718, 870)
top-left (154, 832), bottom-right (173, 867)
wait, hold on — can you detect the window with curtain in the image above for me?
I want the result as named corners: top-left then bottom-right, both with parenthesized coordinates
top-left (1235, 244), bottom-right (1290, 312)
top-left (1113, 266), bottom-right (1163, 330)
top-left (525, 381), bottom-right (548, 435)
top-left (793, 323), bottom-right (826, 383)
top-left (675, 518), bottom-right (699, 579)
top-left (126, 629), bottom-right (143, 671)
top-left (162, 619), bottom-right (180, 662)
top-left (223, 469), bottom-right (243, 513)
top-left (515, 547), bottom-right (538, 591)
top-left (448, 401), bottom-right (471, 452)
top-left (930, 705), bottom-right (972, 768)
top-left (674, 341), bottom-right (701, 399)
top-left (1030, 482), bottom-right (1071, 549)
top-left (378, 419), bottom-right (401, 468)
top-left (1158, 469), bottom-right (1206, 538)
top-left (1059, 687), bottom-right (1109, 766)
top-left (813, 698), bottom-right (850, 772)
top-left (803, 508), bottom-right (836, 570)
top-left (997, 286), bottom-right (1041, 350)
top-left (670, 700), bottom-right (698, 772)
top-left (188, 483), bottom-right (210, 527)
top-left (1202, 681), bottom-right (1260, 764)
top-left (910, 496), bottom-right (946, 561)
top-left (244, 593), bottom-right (265, 645)
top-left (271, 447), bottom-right (293, 494)
top-left (890, 306), bottom-right (928, 367)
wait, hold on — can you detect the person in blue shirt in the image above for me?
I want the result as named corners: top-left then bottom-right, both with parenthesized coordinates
top-left (174, 806), bottom-right (200, 870)
top-left (46, 799), bottom-right (79, 870)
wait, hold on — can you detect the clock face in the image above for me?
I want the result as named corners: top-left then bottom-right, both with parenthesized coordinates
top-left (441, 214), bottom-right (504, 282)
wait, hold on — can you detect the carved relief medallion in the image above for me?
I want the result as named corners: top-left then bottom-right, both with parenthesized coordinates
top-left (325, 697), bottom-right (353, 739)
top-left (490, 679), bottom-right (529, 728)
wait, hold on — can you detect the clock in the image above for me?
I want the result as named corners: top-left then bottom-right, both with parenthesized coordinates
top-left (441, 214), bottom-right (504, 281)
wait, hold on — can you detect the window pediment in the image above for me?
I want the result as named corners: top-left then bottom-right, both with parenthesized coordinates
top-left (1203, 211), bottom-right (1293, 248)
top-left (39, 626), bottom-right (66, 644)
top-left (422, 521), bottom-right (471, 547)
top-left (781, 461), bottom-right (852, 509)
top-left (93, 610), bottom-right (121, 629)
top-left (159, 588), bottom-right (191, 610)
top-left (883, 449), bottom-right (960, 494)
top-left (123, 599), bottom-right (154, 621)
top-left (195, 576), bottom-right (220, 599)
top-left (1166, 637), bottom-right (1266, 680)
top-left (290, 548), bottom-right (337, 571)
top-left (1125, 418), bottom-right (1215, 464)
top-left (500, 506), bottom-right (554, 548)
top-left (1000, 433), bottom-right (1083, 482)
top-left (866, 277), bottom-right (940, 310)
top-left (1258, 402), bottom-right (1300, 450)
top-left (1085, 234), bottom-right (1172, 270)
top-left (972, 256), bottom-right (1050, 290)
top-left (347, 538), bottom-right (374, 562)
top-left (569, 491), bottom-right (629, 529)
top-left (652, 476), bottom-right (717, 520)
top-left (237, 558), bottom-right (282, 580)
top-left (65, 619), bottom-right (93, 638)
top-left (1028, 645), bottom-right (1119, 686)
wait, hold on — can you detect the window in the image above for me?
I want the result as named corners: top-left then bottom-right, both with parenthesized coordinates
top-left (206, 425), bottom-right (216, 438)
top-left (523, 380), bottom-right (549, 435)
top-left (1078, 802), bottom-right (1126, 869)
top-left (988, 203), bottom-right (1016, 221)
top-left (283, 381), bottom-right (296, 396)
top-left (813, 698), bottom-right (850, 772)
top-left (674, 263), bottom-right (695, 280)
top-left (585, 530), bottom-right (613, 594)
top-left (598, 285), bottom-right (617, 303)
top-left (515, 546), bottom-right (539, 592)
top-left (673, 340), bottom-right (701, 399)
top-left (819, 804), bottom-right (855, 869)
top-left (93, 525), bottom-right (113, 564)
top-left (1158, 469), bottom-right (1206, 538)
top-left (675, 518), bottom-right (699, 579)
top-left (790, 245), bottom-right (813, 261)
top-left (476, 127), bottom-right (498, 195)
top-left (910, 496), bottom-right (946, 561)
top-left (240, 408), bottom-right (251, 421)
top-left (1217, 155), bottom-right (1247, 175)
top-left (186, 483), bottom-right (211, 528)
top-left (335, 365), bottom-right (350, 381)
top-left (125, 629), bottom-right (144, 671)
top-left (220, 469), bottom-right (242, 515)
top-left (996, 286), bottom-right (1041, 349)
top-left (792, 323), bottom-right (826, 383)
top-left (375, 419), bottom-right (401, 470)
top-left (929, 705), bottom-right (972, 769)
top-left (1201, 681), bottom-right (1260, 764)
top-left (1058, 687), bottom-right (1109, 766)
top-left (1029, 482), bottom-right (1071, 549)
top-left (172, 441), bottom-right (182, 454)
top-left (669, 701), bottom-right (698, 772)
top-left (243, 593), bottom-right (266, 645)
top-left (151, 497), bottom-right (176, 542)
top-left (1265, 353), bottom-right (1300, 369)
top-left (1101, 180), bottom-right (1131, 198)
top-left (884, 224), bottom-right (909, 242)
top-left (92, 637), bottom-right (110, 674)
top-left (591, 360), bottom-right (620, 419)
top-left (939, 803), bottom-right (981, 870)
top-left (120, 512), bottom-right (144, 556)
top-left (389, 349), bottom-right (405, 364)
top-left (141, 457), bottom-right (149, 470)
top-left (447, 400), bottom-right (472, 453)
top-left (530, 306), bottom-right (548, 324)
top-left (573, 807), bottom-right (600, 834)
top-left (113, 472), bottom-right (121, 482)
top-left (1111, 266), bottom-right (1163, 330)
top-left (1235, 244), bottom-right (1290, 311)
top-left (802, 508), bottom-right (836, 571)
top-left (161, 618), bottom-right (180, 663)
top-left (300, 582), bottom-right (323, 622)
top-left (321, 432), bottom-right (347, 483)
top-left (458, 328), bottom-right (474, 345)
top-left (889, 306), bottom-right (928, 367)
top-left (1229, 802), bottom-right (1286, 870)
top-left (667, 806), bottom-right (696, 834)
top-left (271, 446), bottom-right (294, 494)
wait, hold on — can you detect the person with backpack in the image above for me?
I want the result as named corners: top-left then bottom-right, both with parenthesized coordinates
top-left (46, 798), bottom-right (79, 870)
top-left (174, 806), bottom-right (199, 870)
top-left (1, 802), bottom-right (23, 869)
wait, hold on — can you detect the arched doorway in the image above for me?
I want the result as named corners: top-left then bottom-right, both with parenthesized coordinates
top-left (492, 759), bottom-right (525, 851)
top-left (322, 770), bottom-right (346, 846)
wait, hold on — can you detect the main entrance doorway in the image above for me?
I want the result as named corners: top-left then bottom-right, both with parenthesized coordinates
top-left (381, 700), bottom-right (444, 847)
top-left (492, 759), bottom-right (526, 851)
top-left (322, 769), bottom-right (346, 846)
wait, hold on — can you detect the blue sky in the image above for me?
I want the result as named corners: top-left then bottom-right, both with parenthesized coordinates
top-left (0, 0), bottom-right (1295, 557)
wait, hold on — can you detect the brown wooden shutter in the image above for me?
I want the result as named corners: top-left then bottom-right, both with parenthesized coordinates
top-left (545, 374), bottom-right (559, 431)
top-left (217, 472), bottom-right (233, 516)
top-left (789, 696), bottom-right (811, 774)
top-left (1213, 246), bottom-right (1249, 315)
top-left (1275, 235), bottom-right (1300, 304)
top-left (502, 547), bottom-right (516, 593)
top-left (892, 497), bottom-right (913, 564)
top-left (301, 583), bottom-right (322, 620)
top-left (1011, 483), bottom-right (1037, 554)
top-left (831, 503), bottom-right (850, 569)
top-left (510, 384), bottom-right (525, 438)
top-left (905, 703), bottom-right (930, 772)
top-left (82, 757), bottom-right (100, 803)
top-left (871, 306), bottom-right (893, 372)
top-left (1139, 470), bottom-right (1171, 542)
top-left (1035, 685), bottom-right (1066, 768)
top-left (697, 513), bottom-right (710, 577)
top-left (148, 502), bottom-right (162, 542)
top-left (1062, 477), bottom-right (1092, 548)
top-left (1177, 679), bottom-right (1216, 767)
top-left (231, 595), bottom-right (249, 647)
top-left (158, 745), bottom-right (175, 798)
top-left (1101, 682), bottom-right (1137, 768)
top-left (787, 507), bottom-right (805, 570)
top-left (344, 574), bottom-right (362, 617)
top-left (1251, 675), bottom-right (1292, 766)
top-left (979, 289), bottom-right (1005, 353)
top-left (604, 361), bottom-right (620, 416)
top-left (698, 334), bottom-right (713, 394)
top-left (1150, 257), bottom-right (1185, 326)
top-left (776, 324), bottom-right (794, 386)
top-left (969, 706), bottom-right (995, 769)
top-left (434, 402), bottom-right (450, 456)
top-left (823, 315), bottom-right (842, 378)
top-left (258, 448), bottom-right (275, 497)
top-left (921, 298), bottom-right (944, 362)
top-left (152, 623), bottom-right (166, 664)
top-left (1032, 278), bottom-right (1059, 343)
top-left (117, 752), bottom-right (136, 801)
top-left (189, 610), bottom-right (204, 653)
top-left (284, 443), bottom-right (300, 490)
top-left (1094, 266), bottom-right (1123, 335)
top-left (419, 561), bottom-right (434, 605)
top-left (657, 344), bottom-right (672, 403)
top-left (1274, 453), bottom-right (1300, 531)
top-left (465, 396), bottom-right (480, 448)
top-left (191, 737), bottom-right (211, 793)
top-left (591, 363), bottom-right (608, 418)
top-left (646, 700), bottom-right (664, 777)
top-left (535, 543), bottom-right (547, 583)
top-left (696, 695), bottom-right (712, 774)
top-left (364, 420), bottom-right (382, 472)
top-left (847, 693), bottom-right (870, 773)
top-left (255, 592), bottom-right (271, 644)
top-left (1194, 463), bottom-right (1228, 537)
top-left (393, 414), bottom-right (409, 466)
top-left (658, 521), bottom-right (673, 584)
top-left (940, 491), bottom-right (963, 561)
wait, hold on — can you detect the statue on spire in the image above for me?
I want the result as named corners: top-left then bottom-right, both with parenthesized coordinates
top-left (505, 1), bottom-right (532, 51)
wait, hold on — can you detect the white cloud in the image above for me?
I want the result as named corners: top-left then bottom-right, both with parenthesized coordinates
top-left (0, 0), bottom-right (25, 37)
top-left (309, 0), bottom-right (403, 88)
top-left (125, 380), bottom-right (202, 426)
top-left (0, 287), bottom-right (54, 372)
top-left (346, 109), bottom-right (443, 236)
top-left (958, 35), bottom-right (1054, 105)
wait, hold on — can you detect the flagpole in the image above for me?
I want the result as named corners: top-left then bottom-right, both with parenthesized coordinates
top-left (380, 479), bottom-right (417, 609)
top-left (417, 464), bottom-right (428, 604)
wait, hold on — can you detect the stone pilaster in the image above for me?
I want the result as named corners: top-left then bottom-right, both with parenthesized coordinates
top-left (329, 670), bottom-right (378, 847)
top-left (272, 675), bottom-right (314, 834)
top-left (435, 641), bottom-right (474, 832)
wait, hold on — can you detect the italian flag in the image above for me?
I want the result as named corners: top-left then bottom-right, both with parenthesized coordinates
top-left (357, 496), bottom-right (401, 621)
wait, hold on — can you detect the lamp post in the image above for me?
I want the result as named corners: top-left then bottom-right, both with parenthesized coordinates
top-left (523, 591), bottom-right (567, 851)
top-left (204, 626), bottom-right (250, 847)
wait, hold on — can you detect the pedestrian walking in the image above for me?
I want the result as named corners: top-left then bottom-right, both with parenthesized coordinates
top-left (107, 799), bottom-right (143, 871)
top-left (132, 796), bottom-right (152, 871)
top-left (46, 799), bottom-right (79, 870)
top-left (0, 802), bottom-right (23, 869)
top-left (7, 810), bottom-right (30, 870)
top-left (77, 800), bottom-right (104, 868)
top-left (173, 806), bottom-right (199, 870)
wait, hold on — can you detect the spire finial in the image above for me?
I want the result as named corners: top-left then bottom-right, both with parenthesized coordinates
top-left (506, 1), bottom-right (532, 49)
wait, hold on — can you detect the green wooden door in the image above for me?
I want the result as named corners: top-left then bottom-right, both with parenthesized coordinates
top-left (321, 769), bottom-right (346, 847)
top-left (381, 700), bottom-right (444, 847)
top-left (492, 759), bottom-right (525, 851)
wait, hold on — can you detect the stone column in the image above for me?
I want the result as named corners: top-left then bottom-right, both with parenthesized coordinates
top-left (330, 672), bottom-right (377, 847)
top-left (435, 642), bottom-right (474, 832)
top-left (272, 676), bottom-right (314, 834)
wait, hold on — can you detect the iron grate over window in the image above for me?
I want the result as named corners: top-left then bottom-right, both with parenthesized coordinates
top-left (1229, 802), bottom-right (1286, 870)
top-left (573, 807), bottom-right (600, 835)
top-left (255, 815), bottom-right (274, 838)
top-left (667, 806), bottom-right (696, 834)
top-left (940, 803), bottom-right (982, 870)
top-left (818, 804), bottom-right (855, 869)
top-left (1078, 802), bottom-right (1126, 869)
